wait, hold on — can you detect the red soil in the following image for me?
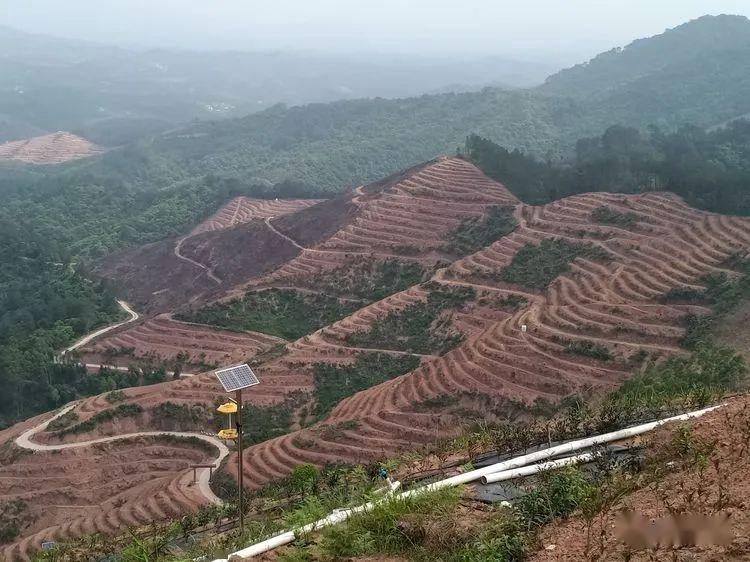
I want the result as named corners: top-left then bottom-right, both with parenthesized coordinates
top-left (228, 191), bottom-right (750, 490)
top-left (0, 132), bottom-right (101, 164)
top-left (0, 435), bottom-right (214, 561)
top-left (251, 157), bottom-right (517, 290)
top-left (531, 394), bottom-right (750, 561)
top-left (189, 197), bottom-right (324, 236)
top-left (4, 158), bottom-right (750, 557)
top-left (82, 314), bottom-right (284, 371)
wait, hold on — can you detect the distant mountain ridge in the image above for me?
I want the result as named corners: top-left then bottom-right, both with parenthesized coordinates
top-left (0, 25), bottom-right (556, 145)
top-left (2, 15), bottom-right (750, 264)
top-left (541, 14), bottom-right (750, 99)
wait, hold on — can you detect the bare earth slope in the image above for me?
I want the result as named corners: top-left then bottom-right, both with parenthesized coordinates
top-left (97, 197), bottom-right (322, 313)
top-left (0, 132), bottom-right (102, 164)
top-left (3, 157), bottom-right (750, 559)
top-left (90, 157), bottom-right (516, 370)
top-left (231, 192), bottom-right (750, 488)
top-left (531, 394), bottom-right (750, 561)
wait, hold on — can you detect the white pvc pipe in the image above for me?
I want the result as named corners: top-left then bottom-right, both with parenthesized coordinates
top-left (222, 480), bottom-right (401, 561)
top-left (398, 403), bottom-right (721, 499)
top-left (213, 403), bottom-right (721, 561)
top-left (480, 452), bottom-right (596, 485)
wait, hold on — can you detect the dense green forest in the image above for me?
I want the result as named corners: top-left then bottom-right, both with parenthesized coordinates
top-left (466, 120), bottom-right (750, 214)
top-left (0, 215), bottom-right (126, 427)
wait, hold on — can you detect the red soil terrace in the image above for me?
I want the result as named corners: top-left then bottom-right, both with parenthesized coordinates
top-left (83, 314), bottom-right (284, 371)
top-left (3, 157), bottom-right (750, 558)
top-left (189, 196), bottom-right (323, 236)
top-left (0, 132), bottom-right (102, 164)
top-left (0, 432), bottom-right (214, 562)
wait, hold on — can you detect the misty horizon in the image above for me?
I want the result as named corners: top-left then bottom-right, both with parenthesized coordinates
top-left (2, 0), bottom-right (750, 65)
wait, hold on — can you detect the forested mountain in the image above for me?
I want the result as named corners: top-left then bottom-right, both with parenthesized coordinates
top-left (541, 14), bottom-right (750, 99)
top-left (0, 25), bottom-right (554, 145)
top-left (1, 14), bottom-right (750, 427)
top-left (466, 120), bottom-right (750, 214)
top-left (13, 14), bottom-right (747, 194)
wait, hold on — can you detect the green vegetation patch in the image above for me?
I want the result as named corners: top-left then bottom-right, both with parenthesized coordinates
top-left (178, 288), bottom-right (362, 341)
top-left (104, 390), bottom-right (126, 403)
top-left (603, 343), bottom-right (745, 424)
top-left (317, 420), bottom-right (361, 440)
top-left (444, 205), bottom-right (517, 256)
top-left (154, 434), bottom-right (218, 457)
top-left (496, 238), bottom-right (611, 291)
top-left (313, 353), bottom-right (421, 419)
top-left (313, 468), bottom-right (592, 562)
top-left (54, 404), bottom-right (144, 437)
top-left (231, 392), bottom-right (308, 446)
top-left (151, 402), bottom-right (209, 431)
top-left (591, 206), bottom-right (639, 228)
top-left (47, 410), bottom-right (80, 432)
top-left (665, 257), bottom-right (750, 349)
top-left (565, 340), bottom-right (613, 361)
top-left (307, 259), bottom-right (428, 302)
top-left (0, 499), bottom-right (31, 545)
top-left (345, 284), bottom-right (475, 355)
top-left (478, 293), bottom-right (528, 312)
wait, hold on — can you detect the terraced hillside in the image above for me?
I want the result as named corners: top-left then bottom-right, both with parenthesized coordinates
top-left (84, 187), bottom-right (750, 488)
top-left (248, 157), bottom-right (517, 290)
top-left (4, 158), bottom-right (750, 559)
top-left (0, 411), bottom-right (220, 562)
top-left (188, 196), bottom-right (324, 236)
top-left (82, 314), bottom-right (285, 372)
top-left (229, 192), bottom-right (750, 489)
top-left (0, 132), bottom-right (102, 164)
top-left (89, 157), bottom-right (516, 367)
top-left (97, 196), bottom-right (325, 312)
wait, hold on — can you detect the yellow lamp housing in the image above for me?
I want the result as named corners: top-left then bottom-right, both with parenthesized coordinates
top-left (218, 428), bottom-right (239, 441)
top-left (217, 402), bottom-right (238, 414)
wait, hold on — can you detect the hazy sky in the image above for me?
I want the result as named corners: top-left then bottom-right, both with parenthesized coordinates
top-left (2, 0), bottom-right (749, 63)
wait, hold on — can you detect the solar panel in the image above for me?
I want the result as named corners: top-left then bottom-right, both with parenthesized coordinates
top-left (215, 364), bottom-right (260, 392)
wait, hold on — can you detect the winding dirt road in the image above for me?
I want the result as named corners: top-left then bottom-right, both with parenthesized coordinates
top-left (15, 403), bottom-right (229, 506)
top-left (174, 236), bottom-right (223, 284)
top-left (264, 216), bottom-right (306, 250)
top-left (65, 300), bottom-right (139, 353)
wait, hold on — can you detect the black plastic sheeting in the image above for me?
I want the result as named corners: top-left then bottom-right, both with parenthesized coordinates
top-left (472, 444), bottom-right (642, 503)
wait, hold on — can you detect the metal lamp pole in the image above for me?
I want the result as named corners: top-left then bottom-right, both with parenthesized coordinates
top-left (236, 389), bottom-right (244, 535)
top-left (214, 363), bottom-right (258, 538)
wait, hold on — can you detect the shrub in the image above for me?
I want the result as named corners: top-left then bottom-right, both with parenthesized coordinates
top-left (104, 390), bottom-right (126, 403)
top-left (565, 340), bottom-right (613, 361)
top-left (319, 486), bottom-right (462, 559)
top-left (307, 259), bottom-right (427, 302)
top-left (591, 206), bottom-right (639, 228)
top-left (0, 499), bottom-right (29, 545)
top-left (612, 343), bottom-right (746, 413)
top-left (151, 402), bottom-right (208, 430)
top-left (496, 238), bottom-right (611, 290)
top-left (47, 410), bottom-right (80, 432)
top-left (681, 313), bottom-right (713, 349)
top-left (55, 404), bottom-right (144, 437)
top-left (178, 288), bottom-right (362, 341)
top-left (445, 205), bottom-right (517, 255)
top-left (345, 285), bottom-right (474, 355)
top-left (313, 353), bottom-right (420, 418)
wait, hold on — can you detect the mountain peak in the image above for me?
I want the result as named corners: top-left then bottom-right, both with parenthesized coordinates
top-left (541, 13), bottom-right (750, 98)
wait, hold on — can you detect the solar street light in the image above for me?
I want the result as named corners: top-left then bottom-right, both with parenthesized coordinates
top-left (214, 363), bottom-right (260, 534)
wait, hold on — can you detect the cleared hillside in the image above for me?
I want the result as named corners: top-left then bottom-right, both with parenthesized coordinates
top-left (229, 192), bottom-right (750, 489)
top-left (0, 132), bottom-right (101, 164)
top-left (3, 157), bottom-right (750, 559)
